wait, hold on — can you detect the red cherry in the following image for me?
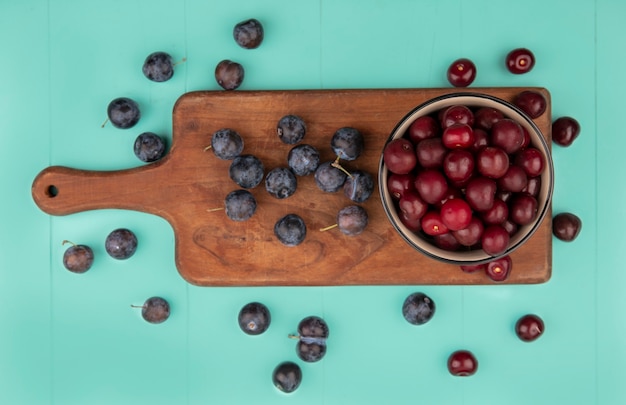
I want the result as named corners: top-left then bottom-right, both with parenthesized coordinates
top-left (398, 191), bottom-right (428, 222)
top-left (481, 199), bottom-right (508, 225)
top-left (515, 148), bottom-right (545, 177)
top-left (440, 198), bottom-right (473, 231)
top-left (441, 105), bottom-right (474, 129)
top-left (421, 211), bottom-right (448, 236)
top-left (514, 90), bottom-right (547, 119)
top-left (383, 138), bottom-right (417, 174)
top-left (506, 48), bottom-right (535, 74)
top-left (452, 216), bottom-right (484, 246)
top-left (552, 212), bottom-right (582, 242)
top-left (416, 138), bottom-right (446, 169)
top-left (485, 255), bottom-right (512, 282)
top-left (447, 350), bottom-right (478, 376)
top-left (474, 107), bottom-right (503, 130)
top-left (481, 225), bottom-right (510, 256)
top-left (433, 232), bottom-right (461, 251)
top-left (515, 314), bottom-right (544, 342)
top-left (443, 149), bottom-right (475, 183)
top-left (415, 169), bottom-right (448, 205)
top-left (442, 123), bottom-right (475, 149)
top-left (498, 165), bottom-right (528, 193)
top-left (491, 118), bottom-right (524, 154)
top-left (447, 58), bottom-right (476, 87)
top-left (409, 115), bottom-right (440, 143)
top-left (387, 173), bottom-right (416, 200)
top-left (477, 146), bottom-right (509, 179)
top-left (552, 116), bottom-right (580, 147)
top-left (460, 263), bottom-right (485, 273)
top-left (509, 194), bottom-right (538, 226)
top-left (400, 212), bottom-right (422, 232)
top-left (465, 177), bottom-right (497, 212)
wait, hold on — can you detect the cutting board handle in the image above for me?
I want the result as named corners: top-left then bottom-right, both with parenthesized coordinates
top-left (31, 164), bottom-right (167, 217)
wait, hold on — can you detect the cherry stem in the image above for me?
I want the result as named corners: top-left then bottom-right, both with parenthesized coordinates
top-left (61, 240), bottom-right (76, 247)
top-left (130, 305), bottom-right (146, 309)
top-left (173, 57), bottom-right (187, 66)
top-left (101, 118), bottom-right (109, 128)
top-left (319, 224), bottom-right (338, 232)
top-left (207, 207), bottom-right (224, 212)
top-left (288, 334), bottom-right (301, 340)
top-left (203, 145), bottom-right (212, 151)
top-left (331, 158), bottom-right (353, 178)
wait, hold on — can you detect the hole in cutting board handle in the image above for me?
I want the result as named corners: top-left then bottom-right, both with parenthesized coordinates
top-left (46, 185), bottom-right (58, 198)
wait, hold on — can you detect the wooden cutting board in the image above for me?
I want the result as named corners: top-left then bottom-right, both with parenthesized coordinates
top-left (32, 88), bottom-right (552, 286)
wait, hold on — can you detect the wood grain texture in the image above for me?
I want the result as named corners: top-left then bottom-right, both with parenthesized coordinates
top-left (32, 88), bottom-right (552, 286)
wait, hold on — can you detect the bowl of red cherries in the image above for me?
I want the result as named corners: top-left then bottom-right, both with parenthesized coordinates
top-left (379, 92), bottom-right (554, 266)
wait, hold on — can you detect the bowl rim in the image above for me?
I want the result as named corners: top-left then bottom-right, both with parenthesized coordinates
top-left (378, 91), bottom-right (554, 266)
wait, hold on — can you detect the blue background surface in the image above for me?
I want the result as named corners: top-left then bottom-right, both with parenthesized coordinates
top-left (1, 0), bottom-right (624, 404)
